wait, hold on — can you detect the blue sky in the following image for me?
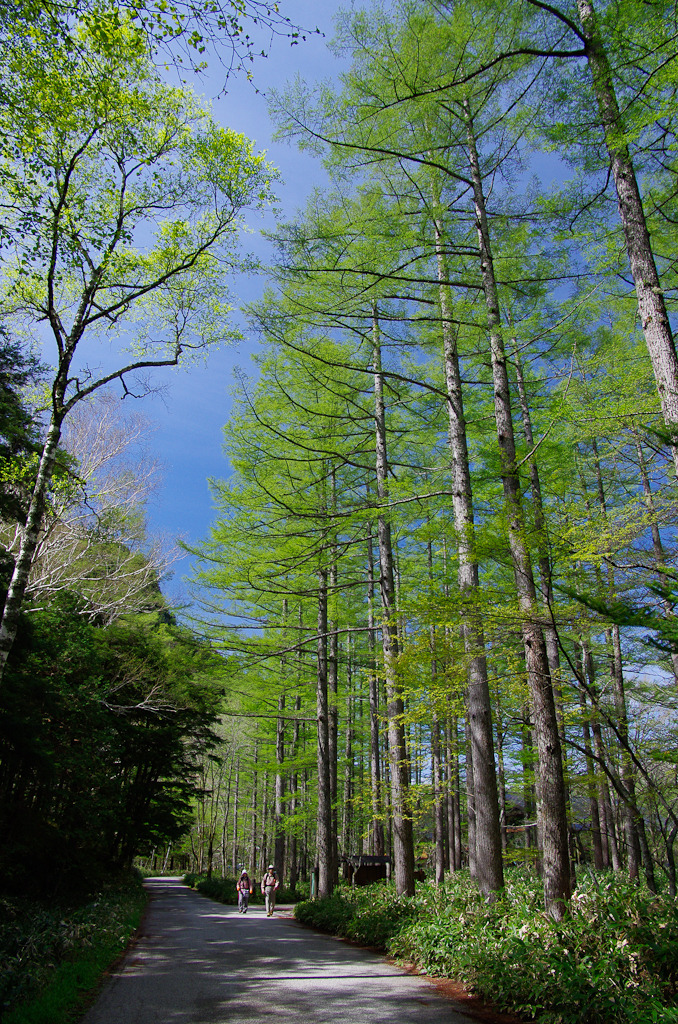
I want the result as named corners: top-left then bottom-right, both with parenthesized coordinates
top-left (137, 1), bottom-right (347, 607)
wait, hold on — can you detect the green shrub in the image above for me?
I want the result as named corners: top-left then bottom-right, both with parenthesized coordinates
top-left (295, 883), bottom-right (416, 948)
top-left (294, 870), bottom-right (678, 1024)
top-left (390, 872), bottom-right (678, 1024)
top-left (276, 885), bottom-right (304, 904)
top-left (0, 871), bottom-right (147, 1024)
top-left (183, 873), bottom-right (302, 906)
top-left (294, 878), bottom-right (312, 900)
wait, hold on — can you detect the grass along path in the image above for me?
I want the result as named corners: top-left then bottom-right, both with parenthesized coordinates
top-left (1, 872), bottom-right (148, 1024)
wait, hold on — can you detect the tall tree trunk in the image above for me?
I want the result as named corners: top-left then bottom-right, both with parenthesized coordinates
top-left (372, 304), bottom-right (415, 896)
top-left (259, 771), bottom-right (269, 876)
top-left (512, 339), bottom-right (571, 785)
top-left (465, 721), bottom-right (477, 879)
top-left (231, 758), bottom-right (240, 876)
top-left (431, 711), bottom-right (446, 884)
top-left (274, 691), bottom-right (286, 878)
top-left (576, 664), bottom-right (605, 871)
top-left (522, 705), bottom-right (539, 871)
top-left (465, 102), bottom-right (571, 917)
top-left (576, 0), bottom-right (678, 476)
top-left (446, 712), bottom-right (462, 870)
top-left (302, 766), bottom-right (310, 883)
top-left (249, 744), bottom-right (258, 875)
top-left (427, 537), bottom-right (447, 885)
top-left (608, 624), bottom-right (641, 881)
top-left (366, 522), bottom-right (386, 856)
top-left (274, 602), bottom-right (288, 878)
top-left (583, 646), bottom-right (622, 871)
top-left (432, 197), bottom-right (504, 896)
top-left (341, 647), bottom-right (354, 858)
top-left (316, 569), bottom-right (333, 897)
top-left (494, 682), bottom-right (508, 853)
top-left (289, 615), bottom-right (304, 890)
top-left (591, 441), bottom-right (645, 882)
top-left (608, 623), bottom-right (656, 891)
top-left (664, 824), bottom-right (678, 897)
top-left (288, 691), bottom-right (302, 891)
top-left (328, 476), bottom-right (340, 886)
top-left (221, 759), bottom-right (234, 875)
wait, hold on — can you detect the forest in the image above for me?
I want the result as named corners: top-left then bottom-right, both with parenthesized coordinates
top-left (1, 0), bottom-right (678, 1021)
top-left (183, 0), bottom-right (678, 915)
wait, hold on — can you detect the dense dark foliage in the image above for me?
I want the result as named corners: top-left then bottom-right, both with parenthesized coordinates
top-left (0, 596), bottom-right (223, 896)
top-left (0, 332), bottom-right (43, 527)
top-left (0, 870), bottom-right (147, 1022)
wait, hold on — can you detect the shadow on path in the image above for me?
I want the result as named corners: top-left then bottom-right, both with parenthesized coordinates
top-left (81, 877), bottom-right (483, 1024)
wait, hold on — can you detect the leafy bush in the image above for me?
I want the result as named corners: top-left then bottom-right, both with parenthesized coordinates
top-left (183, 873), bottom-right (302, 905)
top-left (392, 872), bottom-right (678, 1024)
top-left (0, 871), bottom-right (147, 1023)
top-left (294, 878), bottom-right (312, 900)
top-left (295, 882), bottom-right (416, 947)
top-left (294, 870), bottom-right (678, 1024)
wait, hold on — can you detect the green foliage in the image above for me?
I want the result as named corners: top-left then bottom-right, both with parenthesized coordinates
top-left (183, 873), bottom-right (302, 905)
top-left (295, 882), bottom-right (417, 948)
top-left (0, 13), bottom-right (276, 368)
top-left (0, 330), bottom-right (44, 529)
top-left (0, 1), bottom-right (308, 83)
top-left (0, 596), bottom-right (224, 895)
top-left (294, 872), bottom-right (678, 1024)
top-left (0, 871), bottom-right (147, 1023)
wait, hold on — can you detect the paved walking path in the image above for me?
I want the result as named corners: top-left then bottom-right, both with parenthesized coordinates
top-left (82, 877), bottom-right (478, 1024)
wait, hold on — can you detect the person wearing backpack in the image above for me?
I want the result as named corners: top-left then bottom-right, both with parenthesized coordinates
top-left (236, 870), bottom-right (253, 914)
top-left (261, 864), bottom-right (279, 916)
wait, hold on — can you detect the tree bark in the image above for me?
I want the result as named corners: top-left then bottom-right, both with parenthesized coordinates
top-left (274, 691), bottom-right (286, 879)
top-left (427, 537), bottom-right (447, 885)
top-left (591, 441), bottom-right (644, 882)
top-left (583, 646), bottom-right (622, 871)
top-left (512, 340), bottom-right (570, 760)
top-left (288, 694), bottom-right (301, 890)
top-left (577, 0), bottom-right (678, 476)
top-left (372, 305), bottom-right (415, 897)
top-left (432, 199), bottom-right (504, 896)
top-left (366, 522), bottom-right (386, 856)
top-left (576, 667), bottom-right (605, 871)
top-left (494, 684), bottom-right (508, 853)
top-left (259, 771), bottom-right (269, 876)
top-left (328, 478), bottom-right (340, 886)
top-left (341, 650), bottom-right (354, 858)
top-left (316, 569), bottom-right (333, 897)
top-left (431, 711), bottom-right (446, 884)
top-left (249, 745), bottom-right (258, 875)
top-left (231, 758), bottom-right (240, 876)
top-left (445, 711), bottom-right (462, 870)
top-left (465, 102), bottom-right (571, 917)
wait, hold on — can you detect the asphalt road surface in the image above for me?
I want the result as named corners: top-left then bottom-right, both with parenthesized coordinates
top-left (81, 877), bottom-right (479, 1024)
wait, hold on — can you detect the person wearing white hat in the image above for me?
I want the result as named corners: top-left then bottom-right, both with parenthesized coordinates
top-left (261, 864), bottom-right (279, 916)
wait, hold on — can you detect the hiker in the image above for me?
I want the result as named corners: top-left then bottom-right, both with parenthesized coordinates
top-left (261, 864), bottom-right (279, 916)
top-left (236, 869), bottom-right (253, 914)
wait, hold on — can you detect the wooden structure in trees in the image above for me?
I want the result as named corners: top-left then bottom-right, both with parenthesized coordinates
top-left (342, 854), bottom-right (391, 886)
